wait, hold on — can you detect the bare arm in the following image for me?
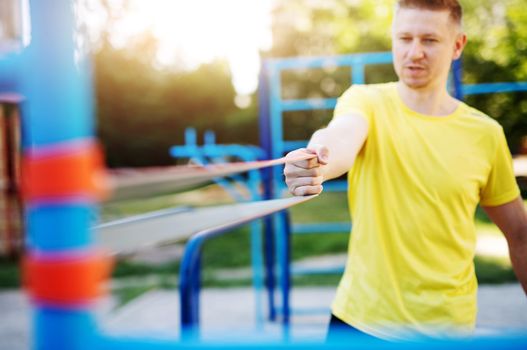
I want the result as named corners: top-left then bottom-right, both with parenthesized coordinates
top-left (283, 114), bottom-right (368, 196)
top-left (483, 196), bottom-right (527, 296)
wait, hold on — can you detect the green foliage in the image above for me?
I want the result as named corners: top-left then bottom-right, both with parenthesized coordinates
top-left (268, 0), bottom-right (527, 149)
top-left (94, 40), bottom-right (246, 167)
top-left (91, 0), bottom-right (527, 164)
top-left (266, 0), bottom-right (393, 58)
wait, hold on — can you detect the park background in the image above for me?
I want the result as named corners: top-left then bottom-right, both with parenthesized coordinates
top-left (1, 0), bottom-right (527, 312)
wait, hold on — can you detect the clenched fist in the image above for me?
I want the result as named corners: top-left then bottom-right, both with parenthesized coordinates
top-left (283, 144), bottom-right (329, 196)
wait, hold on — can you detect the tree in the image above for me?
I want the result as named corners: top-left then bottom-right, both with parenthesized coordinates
top-left (266, 0), bottom-right (527, 151)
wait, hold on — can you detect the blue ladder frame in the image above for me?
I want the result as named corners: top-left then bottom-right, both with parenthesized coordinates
top-left (170, 128), bottom-right (268, 328)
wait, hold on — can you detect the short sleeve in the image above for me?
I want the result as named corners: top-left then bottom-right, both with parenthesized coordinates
top-left (479, 127), bottom-right (520, 206)
top-left (333, 84), bottom-right (373, 126)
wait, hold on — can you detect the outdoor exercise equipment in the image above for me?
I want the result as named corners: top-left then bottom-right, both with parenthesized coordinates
top-left (2, 1), bottom-right (316, 347)
top-left (1, 0), bottom-right (526, 348)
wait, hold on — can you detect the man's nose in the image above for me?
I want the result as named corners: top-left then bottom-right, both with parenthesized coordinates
top-left (408, 39), bottom-right (425, 60)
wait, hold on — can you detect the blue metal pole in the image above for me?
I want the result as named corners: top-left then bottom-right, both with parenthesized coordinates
top-left (258, 60), bottom-right (277, 321)
top-left (279, 210), bottom-right (292, 339)
top-left (0, 53), bottom-right (21, 94)
top-left (179, 237), bottom-right (204, 341)
top-left (452, 58), bottom-right (464, 100)
top-left (21, 2), bottom-right (100, 349)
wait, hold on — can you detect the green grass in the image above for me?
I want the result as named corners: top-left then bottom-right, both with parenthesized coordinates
top-left (112, 259), bottom-right (181, 278)
top-left (475, 256), bottom-right (517, 284)
top-left (113, 285), bottom-right (157, 307)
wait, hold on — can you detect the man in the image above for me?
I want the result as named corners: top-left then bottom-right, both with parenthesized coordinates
top-left (283, 0), bottom-right (527, 340)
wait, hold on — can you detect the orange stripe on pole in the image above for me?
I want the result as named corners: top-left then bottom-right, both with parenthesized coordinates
top-left (23, 251), bottom-right (113, 304)
top-left (22, 142), bottom-right (110, 201)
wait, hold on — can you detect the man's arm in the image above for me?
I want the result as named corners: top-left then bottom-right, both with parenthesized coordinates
top-left (483, 196), bottom-right (527, 295)
top-left (283, 114), bottom-right (368, 196)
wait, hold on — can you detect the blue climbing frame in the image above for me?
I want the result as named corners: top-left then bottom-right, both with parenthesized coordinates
top-left (258, 53), bottom-right (527, 323)
top-left (170, 127), bottom-right (267, 329)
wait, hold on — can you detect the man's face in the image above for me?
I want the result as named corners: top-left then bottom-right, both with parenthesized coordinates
top-left (392, 7), bottom-right (466, 90)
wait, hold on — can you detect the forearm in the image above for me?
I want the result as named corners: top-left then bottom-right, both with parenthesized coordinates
top-left (307, 116), bottom-right (368, 182)
top-left (508, 233), bottom-right (527, 296)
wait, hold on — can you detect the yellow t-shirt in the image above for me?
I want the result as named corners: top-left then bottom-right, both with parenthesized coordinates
top-left (331, 82), bottom-right (520, 340)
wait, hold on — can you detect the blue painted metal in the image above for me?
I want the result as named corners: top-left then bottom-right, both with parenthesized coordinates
top-left (352, 63), bottom-right (365, 85)
top-left (12, 1), bottom-right (100, 350)
top-left (92, 334), bottom-right (527, 349)
top-left (170, 127), bottom-right (263, 201)
top-left (282, 140), bottom-right (308, 152)
top-left (171, 127), bottom-right (267, 327)
top-left (281, 98), bottom-right (337, 112)
top-left (34, 307), bottom-right (97, 350)
top-left (26, 203), bottom-right (96, 251)
top-left (255, 65), bottom-right (279, 321)
top-left (265, 52), bottom-right (393, 70)
top-left (0, 53), bottom-right (21, 93)
top-left (179, 208), bottom-right (289, 340)
top-left (451, 59), bottom-right (464, 100)
top-left (20, 1), bottom-right (95, 148)
top-left (463, 82), bottom-right (527, 95)
top-left (279, 210), bottom-right (292, 337)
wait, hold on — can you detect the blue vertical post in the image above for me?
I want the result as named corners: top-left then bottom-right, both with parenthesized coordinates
top-left (0, 53), bottom-right (20, 94)
top-left (258, 60), bottom-right (277, 321)
top-left (268, 61), bottom-right (290, 325)
top-left (179, 252), bottom-right (202, 341)
top-left (279, 210), bottom-right (292, 337)
top-left (452, 58), bottom-right (464, 100)
top-left (351, 63), bottom-right (365, 84)
top-left (21, 1), bottom-right (100, 349)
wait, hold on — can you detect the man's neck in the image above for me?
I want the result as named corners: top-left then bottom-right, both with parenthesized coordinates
top-left (396, 81), bottom-right (459, 117)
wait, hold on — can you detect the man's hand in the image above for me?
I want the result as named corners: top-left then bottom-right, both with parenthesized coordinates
top-left (283, 113), bottom-right (368, 196)
top-left (284, 144), bottom-right (328, 196)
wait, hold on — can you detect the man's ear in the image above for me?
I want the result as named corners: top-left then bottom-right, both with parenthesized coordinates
top-left (453, 33), bottom-right (467, 60)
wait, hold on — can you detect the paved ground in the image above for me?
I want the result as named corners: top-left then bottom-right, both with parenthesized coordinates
top-left (2, 283), bottom-right (527, 349)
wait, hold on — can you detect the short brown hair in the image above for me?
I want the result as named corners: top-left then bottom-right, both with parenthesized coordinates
top-left (397, 0), bottom-right (463, 25)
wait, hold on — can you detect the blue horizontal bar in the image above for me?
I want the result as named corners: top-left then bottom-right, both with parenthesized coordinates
top-left (292, 266), bottom-right (345, 275)
top-left (283, 141), bottom-right (308, 152)
top-left (322, 180), bottom-right (348, 192)
top-left (275, 180), bottom-right (348, 195)
top-left (293, 222), bottom-right (351, 234)
top-left (266, 52), bottom-right (393, 71)
top-left (281, 98), bottom-right (337, 112)
top-left (463, 82), bottom-right (527, 95)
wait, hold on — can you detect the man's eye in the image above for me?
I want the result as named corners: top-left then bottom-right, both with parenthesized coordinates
top-left (423, 38), bottom-right (437, 43)
top-left (399, 37), bottom-right (412, 41)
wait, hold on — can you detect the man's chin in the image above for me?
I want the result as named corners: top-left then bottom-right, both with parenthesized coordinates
top-left (401, 78), bottom-right (429, 90)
